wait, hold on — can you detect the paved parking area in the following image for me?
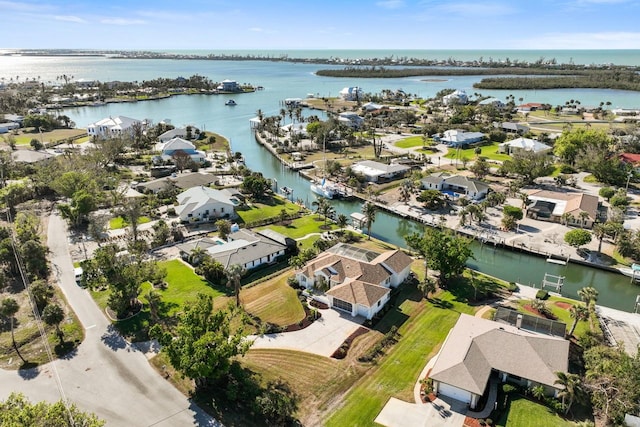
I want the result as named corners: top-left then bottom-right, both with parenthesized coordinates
top-left (250, 308), bottom-right (364, 357)
top-left (375, 397), bottom-right (466, 427)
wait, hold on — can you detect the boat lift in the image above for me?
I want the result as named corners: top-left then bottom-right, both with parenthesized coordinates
top-left (541, 273), bottom-right (565, 293)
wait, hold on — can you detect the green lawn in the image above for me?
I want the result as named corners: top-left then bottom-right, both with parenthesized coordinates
top-left (325, 285), bottom-right (476, 427)
top-left (256, 215), bottom-right (337, 239)
top-left (235, 196), bottom-right (303, 225)
top-left (497, 394), bottom-right (575, 427)
top-left (109, 215), bottom-right (151, 229)
top-left (241, 272), bottom-right (305, 325)
top-left (91, 259), bottom-right (228, 341)
top-left (444, 142), bottom-right (511, 162)
top-left (11, 128), bottom-right (87, 145)
top-left (394, 136), bottom-right (429, 149)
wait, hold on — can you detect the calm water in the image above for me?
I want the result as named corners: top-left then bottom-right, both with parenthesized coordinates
top-left (3, 51), bottom-right (640, 311)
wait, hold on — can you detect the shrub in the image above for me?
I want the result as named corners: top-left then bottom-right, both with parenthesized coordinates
top-left (502, 384), bottom-right (516, 394)
top-left (506, 282), bottom-right (518, 292)
top-left (535, 289), bottom-right (549, 300)
top-left (559, 164), bottom-right (576, 174)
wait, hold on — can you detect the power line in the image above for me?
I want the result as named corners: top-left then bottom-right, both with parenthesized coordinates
top-left (5, 206), bottom-right (76, 426)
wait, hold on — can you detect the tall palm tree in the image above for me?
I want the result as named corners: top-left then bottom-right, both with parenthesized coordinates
top-left (567, 304), bottom-right (589, 338)
top-left (578, 211), bottom-right (590, 228)
top-left (225, 264), bottom-right (245, 307)
top-left (554, 372), bottom-right (586, 415)
top-left (0, 298), bottom-right (25, 363)
top-left (578, 286), bottom-right (599, 330)
top-left (362, 202), bottom-right (377, 240)
top-left (336, 214), bottom-right (348, 232)
top-left (399, 179), bottom-right (414, 204)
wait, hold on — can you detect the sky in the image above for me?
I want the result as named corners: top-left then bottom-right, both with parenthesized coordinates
top-left (1, 0), bottom-right (640, 50)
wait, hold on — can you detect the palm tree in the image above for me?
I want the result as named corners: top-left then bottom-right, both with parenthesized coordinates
top-left (321, 204), bottom-right (336, 228)
top-left (42, 303), bottom-right (65, 341)
top-left (399, 180), bottom-right (414, 204)
top-left (225, 264), bottom-right (245, 307)
top-left (418, 279), bottom-right (437, 299)
top-left (336, 214), bottom-right (348, 232)
top-left (567, 304), bottom-right (589, 338)
top-left (578, 211), bottom-right (590, 228)
top-left (362, 201), bottom-right (377, 240)
top-left (0, 298), bottom-right (25, 363)
top-left (518, 192), bottom-right (530, 210)
top-left (578, 286), bottom-right (599, 330)
top-left (312, 197), bottom-right (328, 220)
top-left (554, 372), bottom-right (586, 415)
top-left (593, 223), bottom-right (606, 255)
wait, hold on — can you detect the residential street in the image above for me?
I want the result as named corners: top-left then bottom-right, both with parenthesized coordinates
top-left (0, 211), bottom-right (219, 427)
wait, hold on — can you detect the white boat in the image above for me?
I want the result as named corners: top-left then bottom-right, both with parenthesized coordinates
top-left (225, 99), bottom-right (237, 106)
top-left (310, 179), bottom-right (340, 199)
top-left (619, 263), bottom-right (640, 280)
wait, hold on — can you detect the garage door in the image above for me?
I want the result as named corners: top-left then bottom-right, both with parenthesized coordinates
top-left (439, 383), bottom-right (472, 404)
top-left (333, 298), bottom-right (353, 313)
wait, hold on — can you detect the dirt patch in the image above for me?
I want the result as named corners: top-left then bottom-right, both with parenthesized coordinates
top-left (554, 301), bottom-right (572, 310)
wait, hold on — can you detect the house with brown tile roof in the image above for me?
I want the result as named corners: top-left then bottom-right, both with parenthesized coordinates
top-left (296, 243), bottom-right (413, 319)
top-left (526, 189), bottom-right (599, 228)
top-left (429, 314), bottom-right (569, 409)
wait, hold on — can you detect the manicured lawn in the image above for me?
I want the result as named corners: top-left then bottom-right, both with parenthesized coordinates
top-left (325, 285), bottom-right (476, 427)
top-left (256, 214), bottom-right (337, 239)
top-left (12, 128), bottom-right (87, 145)
top-left (235, 196), bottom-right (303, 225)
top-left (497, 394), bottom-right (575, 427)
top-left (241, 273), bottom-right (305, 327)
top-left (109, 215), bottom-right (151, 229)
top-left (444, 142), bottom-right (511, 162)
top-left (395, 136), bottom-right (428, 149)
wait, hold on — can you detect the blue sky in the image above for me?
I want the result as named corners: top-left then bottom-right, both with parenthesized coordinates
top-left (1, 0), bottom-right (639, 50)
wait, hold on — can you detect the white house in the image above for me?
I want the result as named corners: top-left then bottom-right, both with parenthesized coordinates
top-left (296, 243), bottom-right (413, 319)
top-left (351, 160), bottom-right (410, 183)
top-left (177, 229), bottom-right (289, 271)
top-left (339, 87), bottom-right (364, 102)
top-left (175, 186), bottom-right (239, 223)
top-left (87, 115), bottom-right (142, 138)
top-left (158, 127), bottom-right (193, 143)
top-left (429, 314), bottom-right (569, 409)
top-left (421, 173), bottom-right (490, 200)
top-left (478, 97), bottom-right (505, 109)
top-left (435, 129), bottom-right (485, 147)
top-left (156, 137), bottom-right (206, 164)
top-left (442, 89), bottom-right (468, 106)
top-left (217, 79), bottom-right (240, 92)
top-left (498, 137), bottom-right (553, 155)
top-left (337, 112), bottom-right (365, 129)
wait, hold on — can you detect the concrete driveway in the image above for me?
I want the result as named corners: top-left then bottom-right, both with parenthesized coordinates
top-left (375, 397), bottom-right (466, 427)
top-left (0, 211), bottom-right (219, 427)
top-left (250, 308), bottom-right (365, 357)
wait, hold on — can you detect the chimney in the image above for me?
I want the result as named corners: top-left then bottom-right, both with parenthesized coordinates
top-left (516, 314), bottom-right (523, 329)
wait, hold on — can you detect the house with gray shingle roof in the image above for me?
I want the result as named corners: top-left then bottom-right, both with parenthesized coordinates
top-left (421, 173), bottom-right (490, 200)
top-left (175, 186), bottom-right (239, 223)
top-left (429, 314), bottom-right (569, 409)
top-left (296, 243), bottom-right (413, 319)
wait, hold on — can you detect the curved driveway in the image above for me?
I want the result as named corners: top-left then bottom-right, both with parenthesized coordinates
top-left (0, 211), bottom-right (218, 427)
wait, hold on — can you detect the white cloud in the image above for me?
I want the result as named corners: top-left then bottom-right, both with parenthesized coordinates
top-left (249, 27), bottom-right (263, 32)
top-left (54, 15), bottom-right (86, 23)
top-left (517, 31), bottom-right (640, 49)
top-left (0, 0), bottom-right (45, 12)
top-left (100, 18), bottom-right (146, 25)
top-left (437, 1), bottom-right (516, 16)
top-left (376, 0), bottom-right (405, 9)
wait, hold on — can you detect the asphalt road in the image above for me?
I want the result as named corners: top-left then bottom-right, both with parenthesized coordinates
top-left (0, 211), bottom-right (219, 427)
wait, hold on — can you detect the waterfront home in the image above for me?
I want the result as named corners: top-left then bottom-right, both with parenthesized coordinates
top-left (498, 137), bottom-right (553, 155)
top-left (175, 186), bottom-right (239, 223)
top-left (136, 172), bottom-right (218, 194)
top-left (429, 313), bottom-right (569, 409)
top-left (361, 102), bottom-right (385, 112)
top-left (619, 153), bottom-right (640, 172)
top-left (442, 89), bottom-right (468, 106)
top-left (217, 79), bottom-right (241, 92)
top-left (177, 228), bottom-right (290, 270)
top-left (351, 160), bottom-right (410, 183)
top-left (156, 137), bottom-right (206, 164)
top-left (526, 189), bottom-right (599, 228)
top-left (86, 115), bottom-right (143, 138)
top-left (516, 102), bottom-right (545, 113)
top-left (435, 129), bottom-right (485, 147)
top-left (421, 173), bottom-right (490, 201)
top-left (337, 112), bottom-right (365, 129)
top-left (296, 243), bottom-right (413, 320)
top-left (339, 86), bottom-right (364, 102)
